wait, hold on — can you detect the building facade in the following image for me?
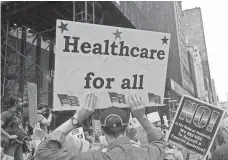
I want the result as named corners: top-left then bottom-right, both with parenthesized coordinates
top-left (187, 46), bottom-right (208, 101)
top-left (211, 79), bottom-right (218, 103)
top-left (183, 8), bottom-right (213, 103)
top-left (129, 1), bottom-right (195, 100)
top-left (116, 2), bottom-right (197, 131)
top-left (174, 2), bottom-right (195, 95)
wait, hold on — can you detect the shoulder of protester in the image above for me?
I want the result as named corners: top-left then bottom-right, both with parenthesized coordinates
top-left (35, 131), bottom-right (166, 160)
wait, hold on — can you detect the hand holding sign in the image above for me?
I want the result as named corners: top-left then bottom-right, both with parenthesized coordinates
top-left (128, 95), bottom-right (145, 119)
top-left (74, 93), bottom-right (97, 122)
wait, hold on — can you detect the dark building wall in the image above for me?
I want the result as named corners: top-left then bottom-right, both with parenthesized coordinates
top-left (143, 1), bottom-right (183, 86)
top-left (118, 1), bottom-right (183, 86)
top-left (117, 1), bottom-right (152, 30)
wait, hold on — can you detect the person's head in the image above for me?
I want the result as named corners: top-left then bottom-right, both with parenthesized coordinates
top-left (37, 102), bottom-right (48, 114)
top-left (5, 98), bottom-right (23, 125)
top-left (163, 149), bottom-right (183, 160)
top-left (100, 106), bottom-right (129, 144)
top-left (3, 96), bottom-right (17, 109)
top-left (217, 117), bottom-right (228, 145)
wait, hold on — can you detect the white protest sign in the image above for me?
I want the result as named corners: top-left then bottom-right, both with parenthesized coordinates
top-left (54, 19), bottom-right (170, 111)
top-left (72, 127), bottom-right (85, 140)
top-left (147, 112), bottom-right (161, 123)
top-left (27, 82), bottom-right (37, 128)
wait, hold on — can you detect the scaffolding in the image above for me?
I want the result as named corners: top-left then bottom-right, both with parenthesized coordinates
top-left (1, 1), bottom-right (96, 102)
top-left (1, 1), bottom-right (134, 129)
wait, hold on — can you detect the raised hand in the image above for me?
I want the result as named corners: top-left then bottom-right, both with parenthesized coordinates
top-left (73, 93), bottom-right (97, 122)
top-left (128, 95), bottom-right (145, 120)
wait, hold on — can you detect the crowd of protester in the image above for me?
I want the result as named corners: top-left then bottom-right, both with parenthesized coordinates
top-left (1, 94), bottom-right (228, 160)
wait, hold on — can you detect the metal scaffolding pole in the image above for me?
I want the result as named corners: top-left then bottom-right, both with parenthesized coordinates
top-left (73, 1), bottom-right (76, 21)
top-left (2, 20), bottom-right (9, 97)
top-left (85, 1), bottom-right (88, 22)
top-left (35, 34), bottom-right (42, 103)
top-left (48, 40), bottom-right (54, 107)
top-left (19, 26), bottom-right (26, 98)
top-left (5, 43), bottom-right (50, 98)
top-left (92, 1), bottom-right (95, 24)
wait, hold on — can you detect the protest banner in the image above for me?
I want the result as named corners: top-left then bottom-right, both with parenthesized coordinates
top-left (72, 127), bottom-right (85, 140)
top-left (27, 82), bottom-right (38, 128)
top-left (92, 120), bottom-right (102, 135)
top-left (166, 95), bottom-right (225, 160)
top-left (54, 19), bottom-right (170, 111)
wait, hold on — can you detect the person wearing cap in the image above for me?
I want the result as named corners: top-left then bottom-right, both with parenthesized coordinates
top-left (34, 93), bottom-right (166, 160)
top-left (212, 117), bottom-right (228, 160)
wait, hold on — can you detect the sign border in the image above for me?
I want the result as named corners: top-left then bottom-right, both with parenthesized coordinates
top-left (165, 95), bottom-right (225, 160)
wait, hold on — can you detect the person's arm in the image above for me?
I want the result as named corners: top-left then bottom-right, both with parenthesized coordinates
top-left (128, 95), bottom-right (164, 143)
top-left (39, 111), bottom-right (53, 126)
top-left (35, 93), bottom-right (98, 160)
top-left (1, 122), bottom-right (17, 139)
top-left (128, 95), bottom-right (166, 160)
top-left (1, 112), bottom-right (17, 139)
top-left (137, 116), bottom-right (163, 143)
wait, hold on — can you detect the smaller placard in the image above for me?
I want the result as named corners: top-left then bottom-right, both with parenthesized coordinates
top-left (72, 127), bottom-right (85, 140)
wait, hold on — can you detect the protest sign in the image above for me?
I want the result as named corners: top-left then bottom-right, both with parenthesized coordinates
top-left (147, 112), bottom-right (160, 123)
top-left (92, 120), bottom-right (102, 135)
top-left (54, 19), bottom-right (170, 111)
top-left (72, 127), bottom-right (85, 140)
top-left (167, 95), bottom-right (225, 160)
top-left (27, 82), bottom-right (37, 128)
